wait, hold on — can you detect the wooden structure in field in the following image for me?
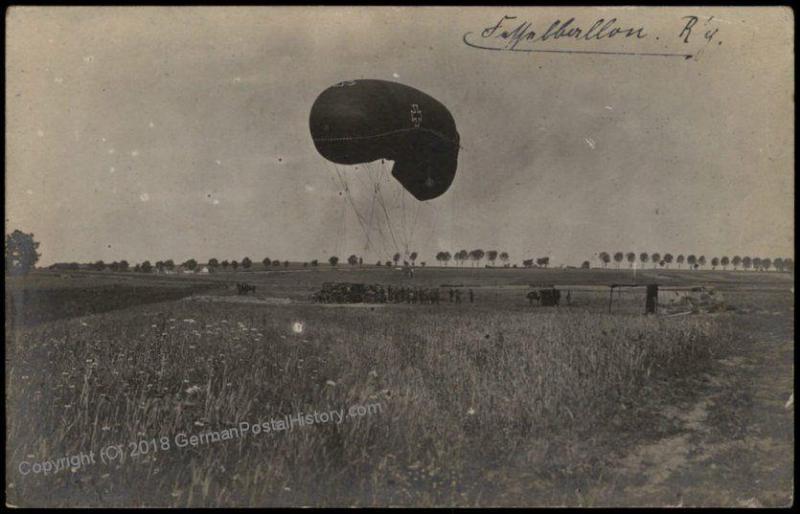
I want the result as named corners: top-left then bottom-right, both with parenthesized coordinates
top-left (608, 283), bottom-right (659, 314)
top-left (529, 283), bottom-right (723, 315)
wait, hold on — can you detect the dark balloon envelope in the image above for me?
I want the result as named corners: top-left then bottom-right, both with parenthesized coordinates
top-left (309, 79), bottom-right (460, 201)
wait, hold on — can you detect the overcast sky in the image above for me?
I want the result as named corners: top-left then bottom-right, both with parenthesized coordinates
top-left (6, 6), bottom-right (794, 266)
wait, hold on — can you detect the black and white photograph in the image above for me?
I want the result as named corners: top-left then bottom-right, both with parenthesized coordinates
top-left (4, 5), bottom-right (794, 507)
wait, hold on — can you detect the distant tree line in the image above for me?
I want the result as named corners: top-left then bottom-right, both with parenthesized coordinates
top-left (7, 226), bottom-right (794, 277)
top-left (432, 249), bottom-right (511, 268)
top-left (594, 251), bottom-right (793, 272)
top-left (34, 250), bottom-right (800, 276)
top-left (521, 257), bottom-right (550, 268)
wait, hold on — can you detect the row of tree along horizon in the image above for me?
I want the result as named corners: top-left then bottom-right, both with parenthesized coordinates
top-left (6, 229), bottom-right (794, 275)
top-left (596, 251), bottom-right (794, 273)
top-left (45, 251), bottom-right (793, 274)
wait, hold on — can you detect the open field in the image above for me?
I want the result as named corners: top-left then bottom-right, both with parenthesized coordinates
top-left (5, 268), bottom-right (794, 506)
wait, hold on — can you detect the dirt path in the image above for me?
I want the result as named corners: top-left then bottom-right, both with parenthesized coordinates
top-left (474, 308), bottom-right (794, 507)
top-left (590, 310), bottom-right (794, 507)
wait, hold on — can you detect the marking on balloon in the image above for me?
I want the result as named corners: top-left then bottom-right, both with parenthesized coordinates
top-left (410, 104), bottom-right (423, 128)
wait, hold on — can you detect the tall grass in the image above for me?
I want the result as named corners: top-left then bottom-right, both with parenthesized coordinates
top-left (6, 300), bottom-right (732, 506)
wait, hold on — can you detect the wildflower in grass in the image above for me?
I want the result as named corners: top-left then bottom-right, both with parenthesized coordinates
top-left (292, 321), bottom-right (304, 334)
top-left (186, 385), bottom-right (202, 394)
top-left (467, 407), bottom-right (476, 416)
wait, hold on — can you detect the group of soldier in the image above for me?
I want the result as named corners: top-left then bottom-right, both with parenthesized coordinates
top-left (312, 281), bottom-right (479, 305)
top-left (386, 286), bottom-right (440, 304)
top-left (236, 282), bottom-right (257, 295)
top-left (526, 288), bottom-right (569, 306)
top-left (386, 286), bottom-right (478, 304)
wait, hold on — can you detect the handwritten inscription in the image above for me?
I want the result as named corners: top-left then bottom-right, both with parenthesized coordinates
top-left (475, 16), bottom-right (646, 50)
top-left (463, 15), bottom-right (721, 59)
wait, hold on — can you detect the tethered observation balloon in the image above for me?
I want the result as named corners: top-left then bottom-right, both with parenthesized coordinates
top-left (309, 79), bottom-right (460, 201)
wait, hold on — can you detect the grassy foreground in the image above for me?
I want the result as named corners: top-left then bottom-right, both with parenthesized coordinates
top-left (7, 296), bottom-right (733, 506)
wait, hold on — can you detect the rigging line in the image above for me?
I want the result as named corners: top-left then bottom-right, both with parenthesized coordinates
top-left (351, 164), bottom-right (373, 192)
top-left (418, 199), bottom-right (441, 257)
top-left (406, 195), bottom-right (422, 253)
top-left (336, 192), bottom-right (346, 259)
top-left (407, 199), bottom-right (424, 251)
top-left (400, 186), bottom-right (407, 253)
top-left (332, 165), bottom-right (347, 259)
top-left (374, 186), bottom-right (399, 256)
top-left (364, 185), bottom-right (378, 253)
top-left (360, 162), bottom-right (378, 249)
top-left (349, 181), bottom-right (386, 257)
top-left (367, 160), bottom-right (375, 183)
top-left (344, 185), bottom-right (375, 253)
top-left (330, 162), bottom-right (374, 253)
top-left (364, 162), bottom-right (393, 258)
top-left (386, 169), bottom-right (405, 252)
top-left (360, 161), bottom-right (386, 257)
top-left (321, 160), bottom-right (346, 258)
top-left (374, 180), bottom-right (401, 255)
top-left (427, 200), bottom-right (442, 241)
top-left (369, 159), bottom-right (402, 257)
top-left (329, 161), bottom-right (348, 194)
top-left (349, 164), bottom-right (380, 253)
top-left (366, 161), bottom-right (394, 259)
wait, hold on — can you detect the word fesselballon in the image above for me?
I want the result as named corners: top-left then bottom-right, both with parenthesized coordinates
top-left (309, 79), bottom-right (460, 201)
